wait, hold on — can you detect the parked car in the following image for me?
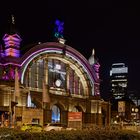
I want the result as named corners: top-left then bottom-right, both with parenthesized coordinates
top-left (43, 123), bottom-right (76, 131)
top-left (21, 123), bottom-right (43, 132)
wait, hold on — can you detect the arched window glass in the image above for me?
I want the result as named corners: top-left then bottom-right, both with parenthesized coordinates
top-left (27, 92), bottom-right (36, 108)
top-left (24, 57), bottom-right (86, 97)
top-left (69, 69), bottom-right (74, 94)
top-left (37, 59), bottom-right (44, 89)
top-left (30, 63), bottom-right (37, 88)
top-left (48, 59), bottom-right (66, 88)
top-left (52, 105), bottom-right (60, 123)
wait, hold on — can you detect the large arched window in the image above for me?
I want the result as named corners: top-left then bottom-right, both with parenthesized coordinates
top-left (52, 105), bottom-right (60, 123)
top-left (23, 56), bottom-right (88, 97)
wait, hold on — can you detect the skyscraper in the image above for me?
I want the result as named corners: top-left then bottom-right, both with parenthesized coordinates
top-left (110, 63), bottom-right (128, 100)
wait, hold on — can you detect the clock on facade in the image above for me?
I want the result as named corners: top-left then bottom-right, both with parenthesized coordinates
top-left (55, 79), bottom-right (62, 87)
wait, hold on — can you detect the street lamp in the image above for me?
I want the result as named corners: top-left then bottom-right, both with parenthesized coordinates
top-left (131, 107), bottom-right (139, 124)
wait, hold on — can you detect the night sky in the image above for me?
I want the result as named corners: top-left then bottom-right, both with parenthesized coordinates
top-left (0, 1), bottom-right (140, 100)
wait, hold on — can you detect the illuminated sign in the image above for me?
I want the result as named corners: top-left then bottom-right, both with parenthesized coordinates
top-left (68, 112), bottom-right (82, 121)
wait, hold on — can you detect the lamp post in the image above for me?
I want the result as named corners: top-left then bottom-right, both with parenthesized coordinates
top-left (131, 107), bottom-right (139, 124)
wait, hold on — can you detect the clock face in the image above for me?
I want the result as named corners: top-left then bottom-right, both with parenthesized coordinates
top-left (55, 79), bottom-right (62, 87)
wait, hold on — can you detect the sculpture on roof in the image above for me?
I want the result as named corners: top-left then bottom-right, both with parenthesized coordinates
top-left (54, 19), bottom-right (64, 38)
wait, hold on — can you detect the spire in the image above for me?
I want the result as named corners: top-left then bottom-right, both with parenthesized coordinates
top-left (11, 15), bottom-right (15, 25)
top-left (88, 48), bottom-right (100, 80)
top-left (2, 15), bottom-right (22, 58)
top-left (8, 14), bottom-right (18, 35)
top-left (88, 48), bottom-right (95, 65)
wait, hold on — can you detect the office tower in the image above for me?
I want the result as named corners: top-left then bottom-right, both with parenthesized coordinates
top-left (110, 63), bottom-right (128, 99)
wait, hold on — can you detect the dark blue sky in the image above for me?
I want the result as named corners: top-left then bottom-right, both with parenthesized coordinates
top-left (0, 1), bottom-right (140, 99)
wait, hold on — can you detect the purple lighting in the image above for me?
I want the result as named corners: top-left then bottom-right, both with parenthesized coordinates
top-left (3, 34), bottom-right (21, 57)
top-left (20, 43), bottom-right (96, 86)
top-left (5, 48), bottom-right (20, 57)
top-left (54, 19), bottom-right (64, 38)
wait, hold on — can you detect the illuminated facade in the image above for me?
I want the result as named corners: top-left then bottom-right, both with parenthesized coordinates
top-left (0, 18), bottom-right (110, 128)
top-left (110, 63), bottom-right (128, 99)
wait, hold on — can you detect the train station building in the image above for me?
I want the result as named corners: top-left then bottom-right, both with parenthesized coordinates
top-left (0, 17), bottom-right (110, 128)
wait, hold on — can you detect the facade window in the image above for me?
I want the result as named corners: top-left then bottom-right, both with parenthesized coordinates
top-left (69, 69), bottom-right (84, 96)
top-left (52, 105), bottom-right (60, 123)
top-left (25, 67), bottom-right (30, 87)
top-left (80, 82), bottom-right (84, 95)
top-left (37, 59), bottom-right (44, 89)
top-left (25, 59), bottom-right (45, 89)
top-left (48, 59), bottom-right (66, 89)
top-left (74, 75), bottom-right (79, 95)
top-left (69, 69), bottom-right (74, 94)
top-left (30, 63), bottom-right (37, 88)
top-left (27, 92), bottom-right (36, 108)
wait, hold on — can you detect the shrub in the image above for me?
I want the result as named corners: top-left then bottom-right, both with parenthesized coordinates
top-left (0, 127), bottom-right (140, 140)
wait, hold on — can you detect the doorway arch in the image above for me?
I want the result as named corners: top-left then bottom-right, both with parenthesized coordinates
top-left (51, 105), bottom-right (60, 123)
top-left (72, 106), bottom-right (83, 112)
